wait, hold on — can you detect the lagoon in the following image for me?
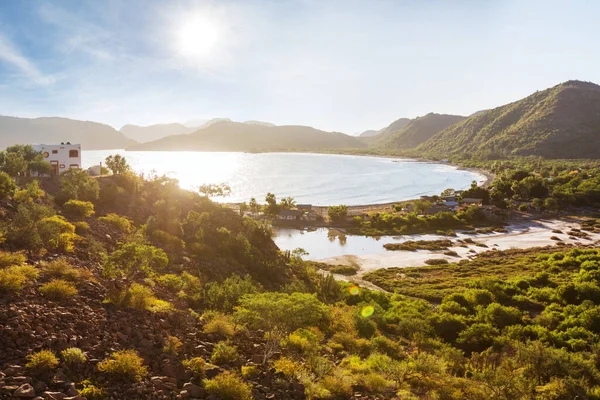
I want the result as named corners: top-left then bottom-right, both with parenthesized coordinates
top-left (82, 151), bottom-right (485, 206)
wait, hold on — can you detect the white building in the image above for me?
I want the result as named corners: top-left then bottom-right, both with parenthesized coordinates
top-left (32, 143), bottom-right (82, 176)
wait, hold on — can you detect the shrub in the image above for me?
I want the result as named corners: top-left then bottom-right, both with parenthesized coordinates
top-left (155, 273), bottom-right (183, 292)
top-left (39, 279), bottom-right (78, 301)
top-left (10, 265), bottom-right (39, 280)
top-left (204, 372), bottom-right (252, 400)
top-left (204, 274), bottom-right (261, 312)
top-left (26, 350), bottom-right (59, 372)
top-left (63, 199), bottom-right (95, 219)
top-left (0, 268), bottom-right (28, 294)
top-left (182, 357), bottom-right (206, 376)
top-left (241, 365), bottom-right (259, 379)
top-left (362, 372), bottom-right (395, 394)
top-left (0, 250), bottom-right (26, 268)
top-left (14, 180), bottom-right (45, 203)
top-left (163, 335), bottom-right (183, 355)
top-left (203, 313), bottom-right (236, 337)
top-left (61, 347), bottom-right (87, 365)
top-left (42, 258), bottom-right (81, 281)
top-left (210, 341), bottom-right (239, 365)
top-left (99, 213), bottom-right (133, 233)
top-left (321, 369), bottom-right (353, 398)
top-left (74, 221), bottom-right (90, 235)
top-left (424, 258), bottom-right (449, 265)
top-left (78, 380), bottom-right (106, 400)
top-left (97, 350), bottom-right (148, 382)
top-left (56, 168), bottom-right (99, 204)
top-left (103, 243), bottom-right (168, 290)
top-left (38, 216), bottom-right (76, 252)
top-left (285, 328), bottom-right (322, 355)
top-left (0, 171), bottom-right (16, 198)
top-left (272, 357), bottom-right (301, 377)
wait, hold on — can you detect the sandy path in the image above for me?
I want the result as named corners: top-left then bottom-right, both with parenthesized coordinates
top-left (317, 218), bottom-right (600, 276)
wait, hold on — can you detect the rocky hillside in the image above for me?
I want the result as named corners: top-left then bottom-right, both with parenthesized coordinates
top-left (377, 113), bottom-right (465, 150)
top-left (120, 123), bottom-right (195, 143)
top-left (417, 80), bottom-right (600, 158)
top-left (130, 120), bottom-right (367, 151)
top-left (0, 116), bottom-right (137, 150)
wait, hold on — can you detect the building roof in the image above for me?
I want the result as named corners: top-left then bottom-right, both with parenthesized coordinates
top-left (278, 210), bottom-right (302, 216)
top-left (297, 204), bottom-right (312, 208)
top-left (461, 198), bottom-right (483, 204)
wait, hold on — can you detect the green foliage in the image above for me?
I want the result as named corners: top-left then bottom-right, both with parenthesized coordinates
top-left (61, 347), bottom-right (87, 365)
top-left (26, 350), bottom-right (59, 372)
top-left (97, 350), bottom-right (148, 382)
top-left (0, 268), bottom-right (28, 294)
top-left (105, 154), bottom-right (131, 175)
top-left (210, 341), bottom-right (239, 365)
top-left (39, 279), bottom-right (78, 301)
top-left (163, 335), bottom-right (182, 355)
top-left (0, 171), bottom-right (16, 199)
top-left (38, 215), bottom-right (76, 252)
top-left (78, 380), bottom-right (106, 400)
top-left (235, 291), bottom-right (330, 333)
top-left (182, 357), bottom-right (207, 376)
top-left (204, 371), bottom-right (253, 400)
top-left (62, 199), bottom-right (95, 219)
top-left (204, 274), bottom-right (260, 312)
top-left (42, 258), bottom-right (88, 281)
top-left (203, 312), bottom-right (236, 337)
top-left (328, 205), bottom-right (348, 223)
top-left (98, 213), bottom-right (133, 233)
top-left (0, 250), bottom-right (26, 268)
top-left (103, 243), bottom-right (168, 289)
top-left (56, 168), bottom-right (99, 204)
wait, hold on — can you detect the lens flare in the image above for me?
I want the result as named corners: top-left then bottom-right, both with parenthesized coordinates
top-left (361, 305), bottom-right (375, 318)
top-left (348, 285), bottom-right (360, 296)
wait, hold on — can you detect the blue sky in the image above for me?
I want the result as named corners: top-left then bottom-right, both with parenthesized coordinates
top-left (0, 0), bottom-right (598, 134)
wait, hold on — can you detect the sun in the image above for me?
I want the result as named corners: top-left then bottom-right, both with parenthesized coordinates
top-left (177, 13), bottom-right (220, 59)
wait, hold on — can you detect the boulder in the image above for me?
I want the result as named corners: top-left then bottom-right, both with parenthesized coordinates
top-left (14, 383), bottom-right (35, 398)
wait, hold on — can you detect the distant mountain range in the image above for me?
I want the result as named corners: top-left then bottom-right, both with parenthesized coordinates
top-left (417, 80), bottom-right (600, 158)
top-left (130, 120), bottom-right (367, 151)
top-left (120, 123), bottom-right (196, 143)
top-left (0, 116), bottom-right (136, 150)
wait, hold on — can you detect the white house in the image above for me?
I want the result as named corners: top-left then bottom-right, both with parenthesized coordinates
top-left (32, 143), bottom-right (82, 176)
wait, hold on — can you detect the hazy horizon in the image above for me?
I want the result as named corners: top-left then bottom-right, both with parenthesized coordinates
top-left (1, 0), bottom-right (599, 135)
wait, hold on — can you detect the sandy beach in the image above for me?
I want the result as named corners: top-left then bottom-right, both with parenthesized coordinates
top-left (317, 218), bottom-right (600, 276)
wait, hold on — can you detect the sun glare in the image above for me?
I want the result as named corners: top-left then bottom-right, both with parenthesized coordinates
top-left (177, 13), bottom-right (220, 59)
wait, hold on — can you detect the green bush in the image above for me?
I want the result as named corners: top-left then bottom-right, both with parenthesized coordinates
top-left (74, 221), bottom-right (90, 235)
top-left (0, 250), bottom-right (26, 268)
top-left (61, 347), bottom-right (87, 365)
top-left (78, 380), bottom-right (106, 400)
top-left (39, 279), bottom-right (78, 301)
top-left (163, 335), bottom-right (182, 355)
top-left (26, 350), bottom-right (59, 372)
top-left (62, 199), bottom-right (95, 219)
top-left (42, 258), bottom-right (82, 281)
top-left (14, 180), bottom-right (45, 203)
top-left (0, 268), bottom-right (29, 294)
top-left (210, 341), bottom-right (239, 365)
top-left (203, 313), bottom-right (236, 337)
top-left (204, 274), bottom-right (261, 312)
top-left (204, 371), bottom-right (252, 400)
top-left (97, 350), bottom-right (148, 382)
top-left (155, 273), bottom-right (183, 292)
top-left (182, 357), bottom-right (207, 376)
top-left (0, 171), bottom-right (16, 199)
top-left (98, 213), bottom-right (133, 233)
top-left (38, 215), bottom-right (77, 252)
top-left (56, 168), bottom-right (99, 204)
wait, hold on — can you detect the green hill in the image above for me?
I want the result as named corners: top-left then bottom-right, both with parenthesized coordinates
top-left (379, 113), bottom-right (465, 149)
top-left (131, 120), bottom-right (367, 151)
top-left (417, 80), bottom-right (600, 158)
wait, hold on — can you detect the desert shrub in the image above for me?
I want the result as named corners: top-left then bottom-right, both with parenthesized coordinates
top-left (182, 357), bottom-right (206, 376)
top-left (210, 341), bottom-right (239, 365)
top-left (272, 357), bottom-right (301, 377)
top-left (14, 180), bottom-right (45, 203)
top-left (150, 229), bottom-right (185, 253)
top-left (241, 365), bottom-right (259, 379)
top-left (0, 171), bottom-right (16, 199)
top-left (39, 279), bottom-right (78, 301)
top-left (163, 335), bottom-right (183, 355)
top-left (204, 371), bottom-right (252, 400)
top-left (425, 258), bottom-right (449, 265)
top-left (63, 199), bottom-right (95, 219)
top-left (42, 258), bottom-right (81, 281)
top-left (26, 350), bottom-right (59, 372)
top-left (284, 328), bottom-right (323, 355)
top-left (362, 372), bottom-right (395, 394)
top-left (99, 213), bottom-right (133, 233)
top-left (56, 168), bottom-right (99, 204)
top-left (370, 335), bottom-right (404, 359)
top-left (9, 264), bottom-right (39, 280)
top-left (204, 274), bottom-right (261, 312)
top-left (203, 313), bottom-right (236, 337)
top-left (0, 250), bottom-right (26, 268)
top-left (155, 273), bottom-right (183, 292)
top-left (61, 347), bottom-right (87, 365)
top-left (78, 380), bottom-right (106, 400)
top-left (102, 243), bottom-right (168, 291)
top-left (74, 221), bottom-right (90, 235)
top-left (38, 216), bottom-right (76, 252)
top-left (321, 369), bottom-right (353, 398)
top-left (97, 350), bottom-right (148, 382)
top-left (0, 268), bottom-right (29, 294)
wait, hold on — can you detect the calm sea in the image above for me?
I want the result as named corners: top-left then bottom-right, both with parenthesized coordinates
top-left (82, 151), bottom-right (484, 206)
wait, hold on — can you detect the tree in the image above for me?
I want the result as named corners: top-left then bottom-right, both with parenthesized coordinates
top-left (461, 181), bottom-right (490, 205)
top-left (441, 188), bottom-right (455, 196)
top-left (56, 169), bottom-right (100, 204)
top-left (327, 205), bottom-right (348, 223)
top-left (1, 152), bottom-right (28, 176)
top-left (105, 154), bottom-right (131, 175)
top-left (544, 197), bottom-right (559, 211)
top-left (239, 202), bottom-right (248, 216)
top-left (265, 192), bottom-right (279, 216)
top-left (280, 196), bottom-right (296, 210)
top-left (413, 199), bottom-right (432, 214)
top-left (102, 243), bottom-right (168, 291)
top-left (0, 172), bottom-right (16, 199)
top-left (198, 183), bottom-right (232, 198)
top-left (249, 197), bottom-right (259, 213)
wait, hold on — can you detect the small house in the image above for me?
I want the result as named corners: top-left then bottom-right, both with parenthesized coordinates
top-left (32, 143), bottom-right (81, 176)
top-left (277, 210), bottom-right (302, 221)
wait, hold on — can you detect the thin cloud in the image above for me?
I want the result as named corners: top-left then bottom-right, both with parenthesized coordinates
top-left (0, 34), bottom-right (54, 85)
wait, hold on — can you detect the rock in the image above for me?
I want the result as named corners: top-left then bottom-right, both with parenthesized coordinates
top-left (182, 383), bottom-right (204, 398)
top-left (65, 386), bottom-right (79, 397)
top-left (42, 392), bottom-right (65, 400)
top-left (14, 383), bottom-right (35, 398)
top-left (204, 366), bottom-right (222, 379)
top-left (33, 381), bottom-right (48, 393)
